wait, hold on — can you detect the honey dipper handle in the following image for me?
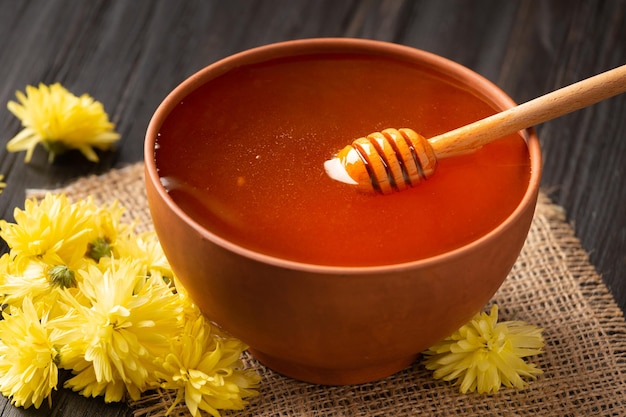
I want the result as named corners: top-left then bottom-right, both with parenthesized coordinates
top-left (428, 63), bottom-right (626, 158)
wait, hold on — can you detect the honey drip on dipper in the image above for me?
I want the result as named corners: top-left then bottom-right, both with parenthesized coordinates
top-left (325, 63), bottom-right (626, 194)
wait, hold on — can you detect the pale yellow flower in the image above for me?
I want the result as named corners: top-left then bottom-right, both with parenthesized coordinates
top-left (0, 296), bottom-right (61, 409)
top-left (113, 230), bottom-right (175, 279)
top-left (0, 254), bottom-right (82, 314)
top-left (0, 194), bottom-right (94, 270)
top-left (0, 258), bottom-right (50, 307)
top-left (0, 174), bottom-right (6, 193)
top-left (172, 276), bottom-right (206, 323)
top-left (158, 316), bottom-right (260, 417)
top-left (6, 83), bottom-right (119, 162)
top-left (0, 194), bottom-right (259, 415)
top-left (85, 200), bottom-right (131, 262)
top-left (423, 304), bottom-right (544, 394)
top-left (55, 259), bottom-right (183, 401)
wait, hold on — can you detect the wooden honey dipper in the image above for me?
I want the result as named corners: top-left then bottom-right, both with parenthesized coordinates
top-left (324, 64), bottom-right (626, 194)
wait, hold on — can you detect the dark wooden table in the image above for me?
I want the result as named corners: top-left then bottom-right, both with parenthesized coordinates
top-left (0, 1), bottom-right (624, 415)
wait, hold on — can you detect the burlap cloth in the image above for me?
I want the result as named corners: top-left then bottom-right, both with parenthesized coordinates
top-left (31, 162), bottom-right (626, 416)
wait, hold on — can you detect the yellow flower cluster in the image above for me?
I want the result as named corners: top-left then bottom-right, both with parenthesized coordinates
top-left (6, 83), bottom-right (120, 163)
top-left (0, 194), bottom-right (260, 415)
top-left (423, 304), bottom-right (544, 394)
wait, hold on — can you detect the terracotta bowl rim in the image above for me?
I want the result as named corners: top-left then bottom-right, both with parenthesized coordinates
top-left (144, 37), bottom-right (542, 275)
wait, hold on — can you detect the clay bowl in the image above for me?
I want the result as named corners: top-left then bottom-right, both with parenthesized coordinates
top-left (144, 38), bottom-right (542, 385)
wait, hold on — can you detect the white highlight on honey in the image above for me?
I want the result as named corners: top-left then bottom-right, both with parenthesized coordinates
top-left (323, 157), bottom-right (358, 185)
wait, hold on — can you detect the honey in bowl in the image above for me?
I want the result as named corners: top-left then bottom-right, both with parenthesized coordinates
top-left (155, 52), bottom-right (530, 267)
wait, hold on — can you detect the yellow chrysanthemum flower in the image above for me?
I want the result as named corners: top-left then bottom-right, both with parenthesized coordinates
top-left (0, 258), bottom-right (76, 322)
top-left (0, 258), bottom-right (50, 306)
top-left (6, 83), bottom-right (120, 162)
top-left (172, 276), bottom-right (208, 323)
top-left (85, 200), bottom-right (131, 262)
top-left (0, 296), bottom-right (61, 409)
top-left (55, 259), bottom-right (183, 401)
top-left (112, 231), bottom-right (175, 279)
top-left (423, 304), bottom-right (544, 394)
top-left (0, 193), bottom-right (260, 415)
top-left (0, 194), bottom-right (94, 270)
top-left (0, 174), bottom-right (6, 193)
top-left (158, 316), bottom-right (261, 417)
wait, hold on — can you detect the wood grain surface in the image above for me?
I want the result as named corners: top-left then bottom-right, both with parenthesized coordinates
top-left (0, 1), bottom-right (624, 415)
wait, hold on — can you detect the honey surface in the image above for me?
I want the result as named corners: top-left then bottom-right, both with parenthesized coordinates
top-left (155, 53), bottom-right (531, 266)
